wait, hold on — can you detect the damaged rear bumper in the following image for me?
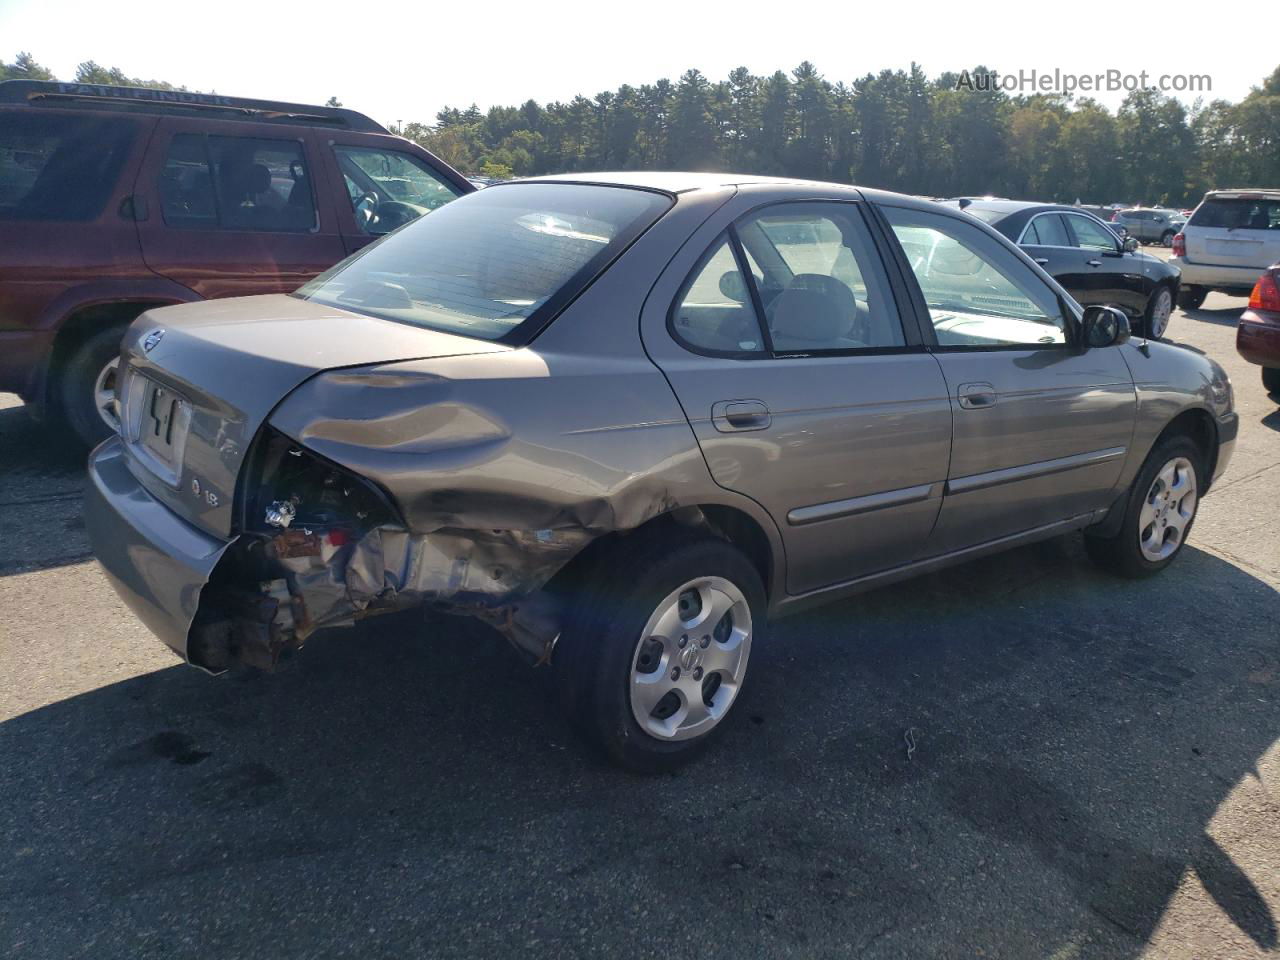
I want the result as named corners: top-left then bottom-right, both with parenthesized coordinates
top-left (85, 437), bottom-right (232, 666)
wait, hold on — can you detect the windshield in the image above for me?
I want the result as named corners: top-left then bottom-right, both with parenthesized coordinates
top-left (296, 183), bottom-right (672, 342)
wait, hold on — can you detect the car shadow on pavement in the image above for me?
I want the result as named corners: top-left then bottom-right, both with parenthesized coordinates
top-left (1182, 305), bottom-right (1244, 328)
top-left (2, 532), bottom-right (1277, 958)
top-left (0, 401), bottom-right (94, 575)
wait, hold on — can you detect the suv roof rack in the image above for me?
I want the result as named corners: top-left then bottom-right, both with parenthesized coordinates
top-left (0, 80), bottom-right (388, 134)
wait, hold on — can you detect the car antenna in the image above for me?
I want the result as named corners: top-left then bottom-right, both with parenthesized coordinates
top-left (958, 198), bottom-right (972, 209)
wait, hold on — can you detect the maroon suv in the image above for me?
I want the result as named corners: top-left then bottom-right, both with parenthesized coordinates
top-left (0, 81), bottom-right (473, 445)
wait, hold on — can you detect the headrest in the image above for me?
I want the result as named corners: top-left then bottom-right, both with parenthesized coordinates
top-left (770, 274), bottom-right (855, 344)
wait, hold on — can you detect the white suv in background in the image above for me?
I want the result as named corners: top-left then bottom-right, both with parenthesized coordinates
top-left (1172, 190), bottom-right (1280, 309)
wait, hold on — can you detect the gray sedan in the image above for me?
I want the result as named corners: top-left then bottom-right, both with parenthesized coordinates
top-left (85, 173), bottom-right (1238, 771)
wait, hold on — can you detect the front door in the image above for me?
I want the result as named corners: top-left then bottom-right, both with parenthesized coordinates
top-left (878, 203), bottom-right (1137, 555)
top-left (642, 198), bottom-right (952, 595)
top-left (1060, 211), bottom-right (1150, 316)
top-left (134, 117), bottom-right (346, 299)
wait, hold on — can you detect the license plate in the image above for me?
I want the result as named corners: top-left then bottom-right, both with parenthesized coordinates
top-left (139, 379), bottom-right (190, 467)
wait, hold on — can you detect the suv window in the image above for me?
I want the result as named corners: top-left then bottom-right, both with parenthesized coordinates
top-left (1065, 214), bottom-right (1118, 251)
top-left (1023, 214), bottom-right (1070, 246)
top-left (672, 234), bottom-right (766, 355)
top-left (735, 203), bottom-right (903, 352)
top-left (882, 205), bottom-right (1067, 348)
top-left (334, 145), bottom-right (463, 235)
top-left (0, 113), bottom-right (135, 221)
top-left (1189, 197), bottom-right (1280, 230)
top-left (159, 133), bottom-right (315, 232)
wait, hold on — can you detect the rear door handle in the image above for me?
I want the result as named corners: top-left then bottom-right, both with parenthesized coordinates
top-left (1033, 257), bottom-right (1049, 266)
top-left (957, 382), bottom-right (997, 409)
top-left (712, 399), bottom-right (771, 432)
top-left (1087, 259), bottom-right (1102, 267)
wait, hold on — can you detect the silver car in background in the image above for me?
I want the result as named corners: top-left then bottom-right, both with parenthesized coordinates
top-left (86, 173), bottom-right (1238, 771)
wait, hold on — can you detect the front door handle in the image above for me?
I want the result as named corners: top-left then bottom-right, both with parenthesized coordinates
top-left (957, 382), bottom-right (997, 410)
top-left (1087, 259), bottom-right (1103, 267)
top-left (712, 399), bottom-right (771, 432)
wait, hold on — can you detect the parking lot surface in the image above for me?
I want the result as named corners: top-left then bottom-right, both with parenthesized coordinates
top-left (2, 273), bottom-right (1278, 958)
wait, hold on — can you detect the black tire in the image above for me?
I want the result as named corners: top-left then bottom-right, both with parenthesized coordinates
top-left (57, 324), bottom-right (128, 448)
top-left (1177, 286), bottom-right (1207, 311)
top-left (555, 532), bottom-right (766, 773)
top-left (1085, 434), bottom-right (1204, 578)
top-left (1142, 285), bottom-right (1174, 339)
top-left (1263, 367), bottom-right (1280, 397)
top-left (1161, 230), bottom-right (1176, 247)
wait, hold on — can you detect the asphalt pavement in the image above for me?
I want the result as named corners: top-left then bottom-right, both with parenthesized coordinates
top-left (2, 267), bottom-right (1277, 959)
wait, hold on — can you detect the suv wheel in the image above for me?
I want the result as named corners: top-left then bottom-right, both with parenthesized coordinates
top-left (1085, 435), bottom-right (1203, 578)
top-left (1143, 286), bottom-right (1173, 339)
top-left (1263, 367), bottom-right (1280, 397)
top-left (556, 535), bottom-right (765, 772)
top-left (1178, 286), bottom-right (1207, 311)
top-left (1161, 230), bottom-right (1176, 246)
top-left (59, 325), bottom-right (127, 448)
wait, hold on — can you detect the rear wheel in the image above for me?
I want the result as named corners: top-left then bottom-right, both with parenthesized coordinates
top-left (555, 534), bottom-right (765, 773)
top-left (1263, 367), bottom-right (1280, 397)
top-left (1085, 435), bottom-right (1203, 578)
top-left (1178, 285), bottom-right (1207, 311)
top-left (58, 324), bottom-right (127, 448)
top-left (1161, 230), bottom-right (1176, 247)
top-left (1143, 285), bottom-right (1173, 339)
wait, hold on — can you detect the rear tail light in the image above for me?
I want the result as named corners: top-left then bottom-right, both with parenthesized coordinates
top-left (1249, 272), bottom-right (1280, 312)
top-left (1110, 212), bottom-right (1120, 221)
top-left (1171, 232), bottom-right (1186, 257)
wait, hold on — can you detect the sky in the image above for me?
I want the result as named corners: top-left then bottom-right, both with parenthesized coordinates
top-left (0, 0), bottom-right (1268, 128)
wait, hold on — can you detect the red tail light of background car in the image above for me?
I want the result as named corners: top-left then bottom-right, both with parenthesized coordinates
top-left (1248, 271), bottom-right (1280, 313)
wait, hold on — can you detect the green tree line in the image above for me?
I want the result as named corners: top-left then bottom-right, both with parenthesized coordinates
top-left (6, 50), bottom-right (1278, 206)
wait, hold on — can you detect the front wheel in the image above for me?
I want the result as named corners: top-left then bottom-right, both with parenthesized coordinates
top-left (1263, 367), bottom-right (1280, 397)
top-left (1143, 286), bottom-right (1173, 339)
top-left (556, 535), bottom-right (765, 772)
top-left (1085, 435), bottom-right (1203, 578)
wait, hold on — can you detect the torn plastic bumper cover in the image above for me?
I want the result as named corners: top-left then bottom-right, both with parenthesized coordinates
top-left (188, 434), bottom-right (593, 673)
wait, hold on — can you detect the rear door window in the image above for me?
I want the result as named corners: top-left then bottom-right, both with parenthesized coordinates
top-left (1189, 197), bottom-right (1280, 231)
top-left (0, 113), bottom-right (136, 221)
top-left (1023, 214), bottom-right (1070, 246)
top-left (158, 133), bottom-right (316, 232)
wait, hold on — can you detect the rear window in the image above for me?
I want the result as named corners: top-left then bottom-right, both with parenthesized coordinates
top-left (961, 207), bottom-right (1005, 224)
top-left (1189, 197), bottom-right (1280, 230)
top-left (297, 183), bottom-right (672, 343)
top-left (0, 113), bottom-right (136, 221)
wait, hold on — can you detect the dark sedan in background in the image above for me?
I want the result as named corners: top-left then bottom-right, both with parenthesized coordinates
top-left (954, 201), bottom-right (1180, 339)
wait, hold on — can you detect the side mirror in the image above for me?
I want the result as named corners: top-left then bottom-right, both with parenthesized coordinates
top-left (1081, 305), bottom-right (1131, 348)
top-left (1123, 236), bottom-right (1139, 253)
top-left (719, 270), bottom-right (749, 303)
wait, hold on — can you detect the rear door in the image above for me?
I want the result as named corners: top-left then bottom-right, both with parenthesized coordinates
top-left (642, 196), bottom-right (952, 595)
top-left (134, 117), bottom-right (346, 299)
top-left (1184, 194), bottom-right (1280, 271)
top-left (877, 203), bottom-right (1136, 555)
top-left (318, 136), bottom-right (470, 254)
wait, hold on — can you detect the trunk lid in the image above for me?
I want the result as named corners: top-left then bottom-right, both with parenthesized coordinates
top-left (1184, 193), bottom-right (1280, 269)
top-left (117, 294), bottom-right (509, 538)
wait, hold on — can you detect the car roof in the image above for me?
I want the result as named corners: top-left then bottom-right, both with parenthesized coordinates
top-left (945, 199), bottom-right (1079, 219)
top-left (513, 171), bottom-right (865, 195)
top-left (0, 80), bottom-right (387, 133)
top-left (1204, 189), bottom-right (1280, 199)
